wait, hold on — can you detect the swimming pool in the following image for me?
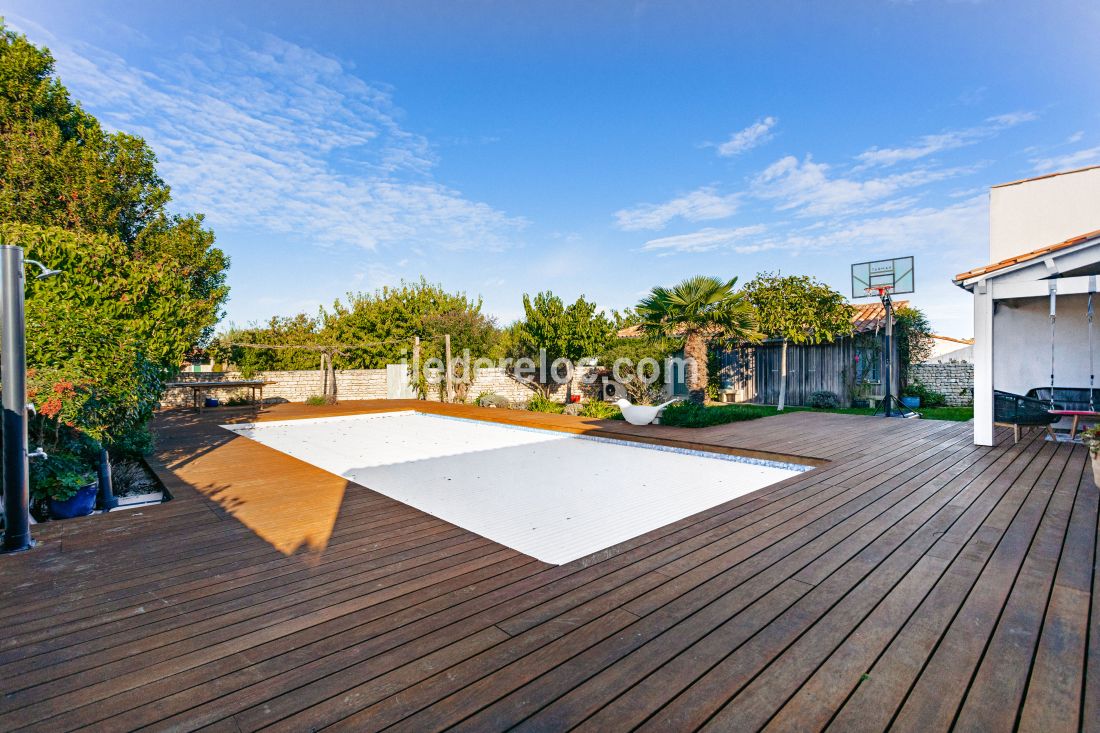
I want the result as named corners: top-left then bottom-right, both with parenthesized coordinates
top-left (224, 411), bottom-right (809, 564)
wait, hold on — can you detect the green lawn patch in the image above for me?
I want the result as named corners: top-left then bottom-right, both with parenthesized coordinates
top-left (658, 402), bottom-right (786, 427)
top-left (817, 405), bottom-right (973, 421)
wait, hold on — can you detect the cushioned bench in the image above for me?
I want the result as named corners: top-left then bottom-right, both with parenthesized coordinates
top-left (1027, 387), bottom-right (1100, 439)
top-left (1026, 387), bottom-right (1099, 412)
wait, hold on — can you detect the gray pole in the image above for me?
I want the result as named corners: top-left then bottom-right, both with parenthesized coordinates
top-left (883, 292), bottom-right (893, 418)
top-left (444, 334), bottom-right (453, 403)
top-left (1, 245), bottom-right (33, 552)
top-left (412, 336), bottom-right (420, 399)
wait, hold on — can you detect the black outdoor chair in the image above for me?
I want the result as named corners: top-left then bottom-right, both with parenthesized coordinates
top-left (994, 390), bottom-right (1058, 444)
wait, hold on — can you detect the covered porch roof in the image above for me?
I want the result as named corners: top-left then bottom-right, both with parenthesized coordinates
top-left (960, 229), bottom-right (1100, 446)
top-left (954, 228), bottom-right (1100, 294)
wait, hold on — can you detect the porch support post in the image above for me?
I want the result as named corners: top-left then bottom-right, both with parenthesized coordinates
top-left (973, 281), bottom-right (994, 446)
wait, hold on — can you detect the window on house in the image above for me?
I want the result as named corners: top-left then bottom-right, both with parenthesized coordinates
top-left (855, 346), bottom-right (880, 383)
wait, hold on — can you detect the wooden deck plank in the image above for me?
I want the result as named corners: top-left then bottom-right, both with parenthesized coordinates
top-left (0, 400), bottom-right (1092, 732)
top-left (326, 426), bottom-right (985, 730)
top-left (1016, 462), bottom-right (1096, 733)
top-left (824, 436), bottom-right (1067, 731)
top-left (556, 430), bottom-right (1038, 733)
top-left (627, 437), bottom-right (1059, 732)
top-left (952, 448), bottom-right (1084, 730)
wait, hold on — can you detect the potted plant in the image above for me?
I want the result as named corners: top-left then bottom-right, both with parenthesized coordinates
top-left (1081, 425), bottom-right (1100, 486)
top-left (848, 372), bottom-right (874, 409)
top-left (31, 451), bottom-right (98, 520)
top-left (902, 381), bottom-right (947, 411)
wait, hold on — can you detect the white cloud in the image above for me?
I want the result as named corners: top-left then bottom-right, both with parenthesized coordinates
top-left (777, 195), bottom-right (986, 256)
top-left (1031, 146), bottom-right (1100, 173)
top-left (856, 111), bottom-right (1036, 168)
top-left (641, 225), bottom-right (767, 254)
top-left (986, 110), bottom-right (1038, 127)
top-left (36, 29), bottom-right (526, 252)
top-left (752, 155), bottom-right (972, 217)
top-left (716, 117), bottom-right (777, 157)
top-left (614, 186), bottom-right (741, 231)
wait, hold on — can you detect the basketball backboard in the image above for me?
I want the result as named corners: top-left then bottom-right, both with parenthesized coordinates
top-left (851, 256), bottom-right (914, 298)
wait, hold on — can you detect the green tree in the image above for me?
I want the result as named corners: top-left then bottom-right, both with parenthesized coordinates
top-left (894, 305), bottom-right (933, 388)
top-left (0, 25), bottom-right (229, 487)
top-left (636, 276), bottom-right (760, 404)
top-left (599, 336), bottom-right (680, 404)
top-left (742, 272), bottom-right (853, 410)
top-left (0, 24), bottom-right (169, 240)
top-left (5, 223), bottom-right (223, 455)
top-left (212, 279), bottom-right (499, 400)
top-left (214, 314), bottom-right (326, 375)
top-left (514, 291), bottom-right (614, 395)
top-left (324, 278), bottom-right (498, 368)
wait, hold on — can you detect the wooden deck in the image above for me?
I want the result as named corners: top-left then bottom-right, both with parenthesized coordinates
top-left (0, 400), bottom-right (1096, 732)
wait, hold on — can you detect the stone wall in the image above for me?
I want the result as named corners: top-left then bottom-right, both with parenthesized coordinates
top-left (162, 369), bottom-right (388, 407)
top-left (909, 361), bottom-right (974, 406)
top-left (162, 365), bottom-right (602, 408)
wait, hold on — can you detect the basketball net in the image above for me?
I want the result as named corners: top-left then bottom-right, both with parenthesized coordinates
top-left (865, 285), bottom-right (895, 308)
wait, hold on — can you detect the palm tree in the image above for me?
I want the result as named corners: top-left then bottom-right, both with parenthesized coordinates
top-left (636, 276), bottom-right (761, 404)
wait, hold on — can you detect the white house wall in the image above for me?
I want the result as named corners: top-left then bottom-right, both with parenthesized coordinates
top-left (990, 167), bottom-right (1100, 262)
top-left (992, 294), bottom-right (1095, 395)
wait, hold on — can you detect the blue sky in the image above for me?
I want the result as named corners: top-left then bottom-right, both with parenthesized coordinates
top-left (6, 0), bottom-right (1099, 336)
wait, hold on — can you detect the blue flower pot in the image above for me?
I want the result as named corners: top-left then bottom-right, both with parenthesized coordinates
top-left (901, 396), bottom-right (921, 409)
top-left (49, 482), bottom-right (98, 520)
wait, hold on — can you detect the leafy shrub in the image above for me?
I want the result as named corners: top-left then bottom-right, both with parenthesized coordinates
top-left (477, 392), bottom-right (511, 409)
top-left (304, 395), bottom-right (328, 406)
top-left (579, 400), bottom-right (622, 419)
top-left (659, 402), bottom-right (777, 428)
top-left (526, 394), bottom-right (564, 414)
top-left (902, 381), bottom-right (947, 407)
top-left (599, 337), bottom-right (679, 405)
top-left (808, 390), bottom-right (840, 409)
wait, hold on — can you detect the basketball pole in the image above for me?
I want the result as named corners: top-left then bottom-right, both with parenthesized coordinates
top-left (882, 288), bottom-right (893, 418)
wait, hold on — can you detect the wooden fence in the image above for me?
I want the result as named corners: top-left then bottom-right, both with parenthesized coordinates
top-left (716, 334), bottom-right (896, 406)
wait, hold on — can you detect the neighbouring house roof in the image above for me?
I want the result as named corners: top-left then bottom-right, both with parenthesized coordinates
top-left (990, 164), bottom-right (1100, 189)
top-left (953, 228), bottom-right (1100, 283)
top-left (616, 299), bottom-right (910, 340)
top-left (850, 299), bottom-right (910, 333)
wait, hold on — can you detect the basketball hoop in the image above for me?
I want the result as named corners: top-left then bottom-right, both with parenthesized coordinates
top-left (850, 257), bottom-right (915, 420)
top-left (851, 257), bottom-right (913, 300)
top-left (865, 284), bottom-right (895, 306)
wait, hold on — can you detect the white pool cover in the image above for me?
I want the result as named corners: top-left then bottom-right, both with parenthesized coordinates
top-left (224, 411), bottom-right (808, 564)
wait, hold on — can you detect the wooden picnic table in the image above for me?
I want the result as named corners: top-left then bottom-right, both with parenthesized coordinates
top-left (165, 379), bottom-right (272, 411)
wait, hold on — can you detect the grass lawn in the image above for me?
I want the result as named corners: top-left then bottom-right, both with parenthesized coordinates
top-left (519, 398), bottom-right (973, 427)
top-left (819, 405), bottom-right (974, 421)
top-left (658, 401), bottom-right (973, 428)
